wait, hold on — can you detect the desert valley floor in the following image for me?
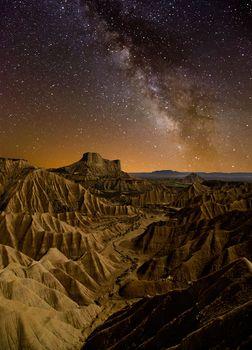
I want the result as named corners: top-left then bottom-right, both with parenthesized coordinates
top-left (0, 152), bottom-right (251, 349)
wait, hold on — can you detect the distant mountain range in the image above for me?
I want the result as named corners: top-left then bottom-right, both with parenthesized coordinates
top-left (130, 170), bottom-right (252, 182)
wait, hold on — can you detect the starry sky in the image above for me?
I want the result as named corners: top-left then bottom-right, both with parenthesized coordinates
top-left (0, 0), bottom-right (251, 172)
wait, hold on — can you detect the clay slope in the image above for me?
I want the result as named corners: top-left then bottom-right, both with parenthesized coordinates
top-left (121, 208), bottom-right (252, 298)
top-left (0, 212), bottom-right (102, 259)
top-left (119, 182), bottom-right (252, 298)
top-left (1, 155), bottom-right (251, 349)
top-left (0, 242), bottom-right (129, 350)
top-left (0, 241), bottom-right (131, 349)
top-left (0, 158), bottom-right (35, 209)
top-left (0, 157), bottom-right (143, 349)
top-left (173, 180), bottom-right (252, 211)
top-left (131, 184), bottom-right (180, 207)
top-left (0, 210), bottom-right (141, 261)
top-left (4, 169), bottom-right (136, 216)
top-left (84, 257), bottom-right (252, 350)
top-left (0, 244), bottom-right (103, 350)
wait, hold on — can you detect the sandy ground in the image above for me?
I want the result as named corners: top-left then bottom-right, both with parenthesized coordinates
top-left (82, 213), bottom-right (167, 340)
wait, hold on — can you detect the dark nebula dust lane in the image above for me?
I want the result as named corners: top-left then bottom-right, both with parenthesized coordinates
top-left (0, 0), bottom-right (251, 171)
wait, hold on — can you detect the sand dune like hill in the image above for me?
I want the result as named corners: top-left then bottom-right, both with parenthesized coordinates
top-left (1, 260), bottom-right (95, 306)
top-left (0, 262), bottom-right (67, 294)
top-left (40, 248), bottom-right (105, 292)
top-left (0, 277), bottom-right (78, 311)
top-left (54, 259), bottom-right (99, 291)
top-left (0, 155), bottom-right (251, 349)
top-left (0, 158), bottom-right (31, 196)
top-left (39, 247), bottom-right (121, 294)
top-left (4, 169), bottom-right (137, 217)
top-left (0, 158), bottom-right (34, 177)
top-left (0, 212), bottom-right (104, 260)
top-left (0, 294), bottom-right (101, 350)
top-left (5, 169), bottom-right (95, 214)
top-left (0, 210), bottom-right (140, 261)
top-left (0, 244), bottom-right (33, 268)
top-left (131, 186), bottom-right (179, 207)
top-left (55, 211), bottom-right (92, 229)
top-left (0, 245), bottom-right (102, 349)
top-left (0, 245), bottom-right (101, 304)
top-left (80, 250), bottom-right (119, 285)
top-left (40, 247), bottom-right (69, 265)
top-left (174, 181), bottom-right (252, 209)
top-left (81, 189), bottom-right (137, 216)
top-left (0, 243), bottom-right (124, 349)
top-left (84, 258), bottom-right (252, 350)
top-left (48, 266), bottom-right (95, 305)
top-left (0, 158), bottom-right (35, 208)
top-left (0, 297), bottom-right (83, 350)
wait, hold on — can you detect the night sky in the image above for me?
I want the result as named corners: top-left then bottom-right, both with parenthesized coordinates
top-left (0, 0), bottom-right (251, 172)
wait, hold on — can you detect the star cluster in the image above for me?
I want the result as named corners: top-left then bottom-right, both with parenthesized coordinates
top-left (0, 0), bottom-right (251, 171)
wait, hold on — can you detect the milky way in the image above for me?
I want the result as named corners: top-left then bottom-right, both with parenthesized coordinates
top-left (0, 0), bottom-right (251, 171)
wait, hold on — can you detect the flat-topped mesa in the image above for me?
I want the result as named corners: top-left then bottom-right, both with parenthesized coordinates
top-left (81, 152), bottom-right (122, 172)
top-left (80, 152), bottom-right (126, 179)
top-left (54, 152), bottom-right (128, 180)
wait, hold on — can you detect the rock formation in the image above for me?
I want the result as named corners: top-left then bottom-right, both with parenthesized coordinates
top-left (0, 154), bottom-right (251, 349)
top-left (180, 172), bottom-right (204, 184)
top-left (54, 152), bottom-right (128, 180)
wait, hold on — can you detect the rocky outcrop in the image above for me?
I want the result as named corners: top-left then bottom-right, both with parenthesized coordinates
top-left (54, 152), bottom-right (128, 180)
top-left (52, 153), bottom-right (158, 201)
